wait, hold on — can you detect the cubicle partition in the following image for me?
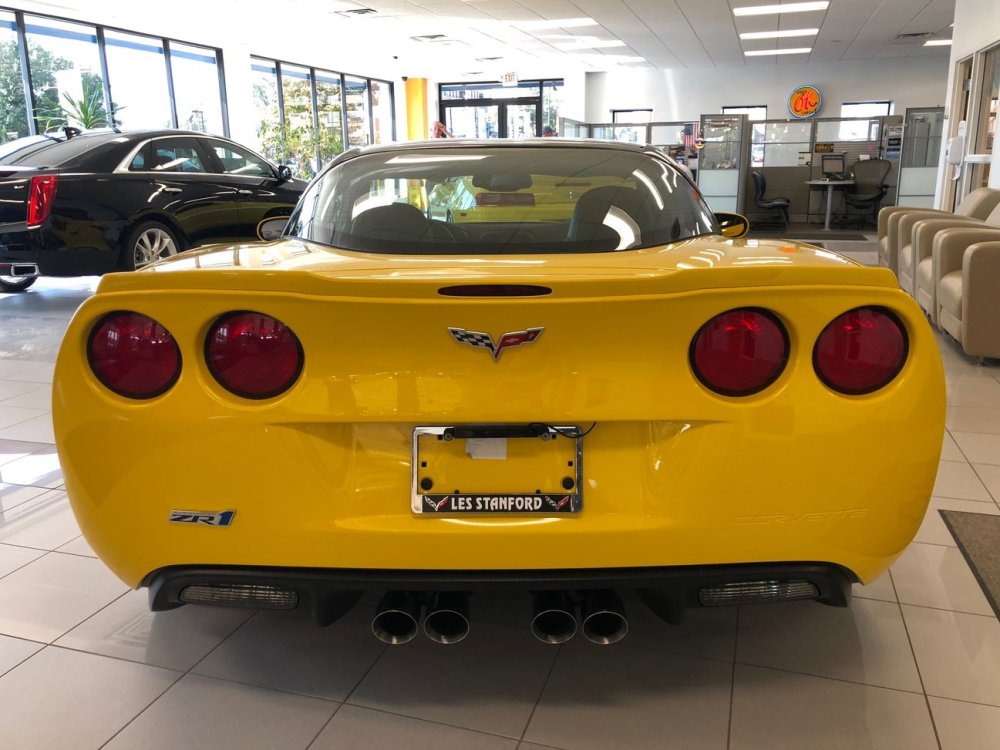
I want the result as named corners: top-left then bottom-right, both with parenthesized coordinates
top-left (558, 113), bottom-right (926, 225)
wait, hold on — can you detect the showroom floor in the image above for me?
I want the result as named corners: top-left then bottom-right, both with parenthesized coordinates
top-left (1, 250), bottom-right (999, 750)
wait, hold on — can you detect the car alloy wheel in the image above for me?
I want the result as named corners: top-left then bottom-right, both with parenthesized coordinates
top-left (131, 224), bottom-right (179, 270)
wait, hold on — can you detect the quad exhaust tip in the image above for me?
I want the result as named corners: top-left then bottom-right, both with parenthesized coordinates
top-left (423, 592), bottom-right (471, 645)
top-left (372, 591), bottom-right (422, 645)
top-left (580, 590), bottom-right (628, 645)
top-left (531, 591), bottom-right (578, 644)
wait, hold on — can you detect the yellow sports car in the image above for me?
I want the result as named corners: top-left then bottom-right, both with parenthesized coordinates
top-left (54, 140), bottom-right (945, 646)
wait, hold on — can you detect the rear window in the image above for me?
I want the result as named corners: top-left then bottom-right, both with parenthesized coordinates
top-left (285, 145), bottom-right (718, 254)
top-left (4, 134), bottom-right (124, 169)
top-left (0, 136), bottom-right (62, 165)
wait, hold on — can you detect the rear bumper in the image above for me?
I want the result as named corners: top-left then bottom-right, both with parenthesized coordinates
top-left (144, 561), bottom-right (855, 625)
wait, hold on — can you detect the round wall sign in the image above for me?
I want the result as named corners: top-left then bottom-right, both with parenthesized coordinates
top-left (788, 85), bottom-right (822, 119)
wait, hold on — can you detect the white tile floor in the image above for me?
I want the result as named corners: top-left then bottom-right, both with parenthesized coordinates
top-left (1, 267), bottom-right (999, 750)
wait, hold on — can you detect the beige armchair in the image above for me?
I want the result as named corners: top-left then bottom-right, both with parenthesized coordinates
top-left (900, 204), bottom-right (1000, 304)
top-left (877, 188), bottom-right (1000, 274)
top-left (916, 226), bottom-right (1000, 326)
top-left (934, 237), bottom-right (1000, 360)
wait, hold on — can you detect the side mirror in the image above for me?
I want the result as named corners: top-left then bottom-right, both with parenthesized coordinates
top-left (256, 216), bottom-right (288, 241)
top-left (276, 164), bottom-right (293, 182)
top-left (715, 212), bottom-right (750, 238)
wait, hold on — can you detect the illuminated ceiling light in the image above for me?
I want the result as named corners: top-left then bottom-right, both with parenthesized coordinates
top-left (923, 39), bottom-right (953, 46)
top-left (744, 47), bottom-right (812, 56)
top-left (554, 39), bottom-right (627, 50)
top-left (512, 17), bottom-right (599, 30)
top-left (739, 28), bottom-right (819, 39)
top-left (733, 2), bottom-right (829, 16)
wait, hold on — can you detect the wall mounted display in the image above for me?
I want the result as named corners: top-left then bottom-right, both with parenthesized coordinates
top-left (788, 85), bottom-right (822, 119)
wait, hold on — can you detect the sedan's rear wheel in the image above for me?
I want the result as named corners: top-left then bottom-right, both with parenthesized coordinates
top-left (124, 221), bottom-right (180, 271)
top-left (0, 275), bottom-right (37, 293)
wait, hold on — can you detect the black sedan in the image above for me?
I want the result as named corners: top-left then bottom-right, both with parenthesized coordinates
top-left (0, 129), bottom-right (306, 292)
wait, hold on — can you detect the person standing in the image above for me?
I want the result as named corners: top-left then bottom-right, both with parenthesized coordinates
top-left (432, 121), bottom-right (453, 138)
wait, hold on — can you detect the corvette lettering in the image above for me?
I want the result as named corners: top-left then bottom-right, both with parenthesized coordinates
top-left (422, 494), bottom-right (576, 512)
top-left (448, 326), bottom-right (543, 361)
top-left (734, 508), bottom-right (867, 524)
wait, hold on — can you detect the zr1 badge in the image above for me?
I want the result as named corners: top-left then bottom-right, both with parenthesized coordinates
top-left (169, 510), bottom-right (236, 527)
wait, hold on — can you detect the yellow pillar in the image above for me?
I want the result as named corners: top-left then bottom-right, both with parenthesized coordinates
top-left (405, 78), bottom-right (429, 141)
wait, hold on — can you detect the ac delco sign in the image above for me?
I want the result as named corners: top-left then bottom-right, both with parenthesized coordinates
top-left (788, 85), bottom-right (822, 119)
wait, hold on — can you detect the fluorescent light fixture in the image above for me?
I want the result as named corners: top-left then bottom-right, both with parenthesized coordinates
top-left (923, 39), bottom-right (952, 46)
top-left (555, 39), bottom-right (627, 50)
top-left (739, 28), bottom-right (818, 39)
top-left (512, 17), bottom-right (599, 30)
top-left (733, 2), bottom-right (829, 16)
top-left (744, 47), bottom-right (812, 56)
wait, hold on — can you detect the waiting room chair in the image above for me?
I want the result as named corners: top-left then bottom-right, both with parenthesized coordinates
top-left (750, 172), bottom-right (789, 230)
top-left (877, 187), bottom-right (1000, 274)
top-left (899, 202), bottom-right (1000, 305)
top-left (842, 158), bottom-right (891, 227)
top-left (934, 238), bottom-right (1000, 360)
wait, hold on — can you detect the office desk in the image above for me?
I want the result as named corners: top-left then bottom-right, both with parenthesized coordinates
top-left (805, 179), bottom-right (854, 230)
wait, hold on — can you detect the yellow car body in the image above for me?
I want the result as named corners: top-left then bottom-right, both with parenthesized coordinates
top-left (54, 140), bottom-right (945, 632)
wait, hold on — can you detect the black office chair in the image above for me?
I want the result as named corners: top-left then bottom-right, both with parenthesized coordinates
top-left (843, 158), bottom-right (891, 227)
top-left (751, 171), bottom-right (790, 230)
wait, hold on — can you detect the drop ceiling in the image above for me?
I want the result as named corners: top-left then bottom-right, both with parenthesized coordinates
top-left (299, 0), bottom-right (955, 75)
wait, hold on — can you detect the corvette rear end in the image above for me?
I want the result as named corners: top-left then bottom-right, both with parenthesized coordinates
top-left (53, 141), bottom-right (945, 644)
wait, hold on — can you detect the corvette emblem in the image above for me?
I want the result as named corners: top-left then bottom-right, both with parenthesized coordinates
top-left (448, 326), bottom-right (543, 361)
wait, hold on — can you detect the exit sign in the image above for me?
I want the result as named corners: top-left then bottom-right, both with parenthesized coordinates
top-left (501, 71), bottom-right (518, 87)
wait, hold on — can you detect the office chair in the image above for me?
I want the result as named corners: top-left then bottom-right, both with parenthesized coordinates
top-left (843, 158), bottom-right (891, 227)
top-left (751, 171), bottom-right (790, 229)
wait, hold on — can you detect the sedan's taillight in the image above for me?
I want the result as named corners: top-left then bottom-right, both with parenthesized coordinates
top-left (205, 311), bottom-right (303, 399)
top-left (88, 312), bottom-right (181, 399)
top-left (26, 175), bottom-right (57, 228)
top-left (690, 308), bottom-right (789, 396)
top-left (814, 306), bottom-right (907, 394)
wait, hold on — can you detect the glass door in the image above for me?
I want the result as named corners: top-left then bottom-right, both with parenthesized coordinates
top-left (505, 103), bottom-right (537, 139)
top-left (445, 104), bottom-right (500, 138)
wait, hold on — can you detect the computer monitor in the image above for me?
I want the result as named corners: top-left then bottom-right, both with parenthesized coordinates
top-left (821, 153), bottom-right (846, 178)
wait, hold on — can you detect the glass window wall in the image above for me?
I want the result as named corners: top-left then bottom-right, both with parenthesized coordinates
top-left (542, 80), bottom-right (562, 135)
top-left (281, 63), bottom-right (316, 177)
top-left (24, 16), bottom-right (107, 132)
top-left (104, 29), bottom-right (171, 129)
top-left (251, 58), bottom-right (280, 161)
top-left (316, 70), bottom-right (344, 159)
top-left (0, 10), bottom-right (28, 140)
top-left (370, 78), bottom-right (392, 144)
top-left (345, 75), bottom-right (370, 147)
top-left (169, 41), bottom-right (223, 134)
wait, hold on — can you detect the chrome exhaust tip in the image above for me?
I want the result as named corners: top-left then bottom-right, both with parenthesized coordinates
top-left (531, 591), bottom-right (577, 644)
top-left (423, 592), bottom-right (470, 645)
top-left (0, 263), bottom-right (39, 278)
top-left (580, 590), bottom-right (628, 645)
top-left (372, 591), bottom-right (421, 645)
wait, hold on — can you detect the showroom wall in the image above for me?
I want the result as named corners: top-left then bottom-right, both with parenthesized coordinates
top-left (584, 56), bottom-right (949, 123)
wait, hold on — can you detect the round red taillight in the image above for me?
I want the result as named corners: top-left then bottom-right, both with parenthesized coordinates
top-left (690, 308), bottom-right (789, 396)
top-left (205, 311), bottom-right (303, 399)
top-left (814, 306), bottom-right (907, 395)
top-left (87, 312), bottom-right (181, 399)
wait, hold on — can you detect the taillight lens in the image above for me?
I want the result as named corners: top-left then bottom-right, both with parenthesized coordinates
top-left (26, 175), bottom-right (57, 228)
top-left (814, 306), bottom-right (907, 394)
top-left (88, 312), bottom-right (181, 399)
top-left (206, 311), bottom-right (303, 399)
top-left (690, 308), bottom-right (789, 396)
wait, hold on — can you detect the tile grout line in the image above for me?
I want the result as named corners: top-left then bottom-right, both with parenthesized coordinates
top-left (96, 607), bottom-right (262, 749)
top-left (725, 606), bottom-right (740, 750)
top-left (516, 642), bottom-right (563, 746)
top-left (892, 570), bottom-right (944, 750)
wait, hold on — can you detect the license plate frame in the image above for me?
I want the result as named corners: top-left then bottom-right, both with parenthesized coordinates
top-left (411, 425), bottom-right (583, 514)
